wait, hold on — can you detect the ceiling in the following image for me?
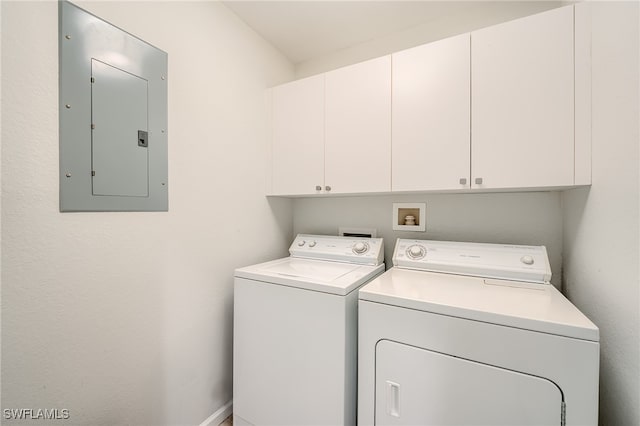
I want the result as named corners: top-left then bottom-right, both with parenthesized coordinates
top-left (222, 1), bottom-right (565, 64)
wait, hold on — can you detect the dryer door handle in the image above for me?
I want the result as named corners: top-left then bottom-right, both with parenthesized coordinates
top-left (386, 380), bottom-right (401, 418)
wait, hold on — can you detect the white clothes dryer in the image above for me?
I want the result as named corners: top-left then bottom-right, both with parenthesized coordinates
top-left (358, 239), bottom-right (599, 426)
top-left (234, 234), bottom-right (385, 426)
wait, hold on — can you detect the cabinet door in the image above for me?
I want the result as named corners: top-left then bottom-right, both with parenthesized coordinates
top-left (271, 75), bottom-right (325, 195)
top-left (325, 56), bottom-right (391, 194)
top-left (471, 6), bottom-right (574, 189)
top-left (392, 34), bottom-right (471, 191)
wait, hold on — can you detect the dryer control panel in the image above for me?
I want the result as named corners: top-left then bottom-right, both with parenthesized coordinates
top-left (393, 239), bottom-right (551, 284)
top-left (290, 234), bottom-right (384, 266)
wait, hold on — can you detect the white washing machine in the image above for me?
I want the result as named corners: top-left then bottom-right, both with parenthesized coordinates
top-left (234, 234), bottom-right (385, 426)
top-left (358, 239), bottom-right (599, 426)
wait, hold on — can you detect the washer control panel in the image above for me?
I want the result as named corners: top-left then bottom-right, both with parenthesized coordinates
top-left (393, 238), bottom-right (551, 284)
top-left (290, 234), bottom-right (384, 265)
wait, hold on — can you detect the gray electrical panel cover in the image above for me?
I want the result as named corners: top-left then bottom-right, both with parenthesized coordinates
top-left (59, 1), bottom-right (168, 211)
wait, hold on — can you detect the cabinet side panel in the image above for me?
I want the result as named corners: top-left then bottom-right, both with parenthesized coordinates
top-left (575, 2), bottom-right (592, 185)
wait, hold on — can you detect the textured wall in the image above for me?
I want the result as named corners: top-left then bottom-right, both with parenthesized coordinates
top-left (1, 1), bottom-right (293, 424)
top-left (562, 2), bottom-right (640, 425)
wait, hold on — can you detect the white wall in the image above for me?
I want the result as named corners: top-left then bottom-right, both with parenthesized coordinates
top-left (294, 192), bottom-right (564, 287)
top-left (1, 1), bottom-right (293, 425)
top-left (3, 1), bottom-right (638, 425)
top-left (562, 2), bottom-right (640, 425)
top-left (0, 1), bottom-right (3, 408)
top-left (296, 1), bottom-right (563, 78)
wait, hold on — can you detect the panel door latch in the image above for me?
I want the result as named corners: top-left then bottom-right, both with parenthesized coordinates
top-left (138, 130), bottom-right (148, 147)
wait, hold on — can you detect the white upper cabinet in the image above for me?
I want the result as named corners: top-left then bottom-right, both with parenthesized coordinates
top-left (392, 33), bottom-right (471, 191)
top-left (471, 5), bottom-right (575, 189)
top-left (267, 4), bottom-right (591, 197)
top-left (271, 74), bottom-right (325, 196)
top-left (325, 56), bottom-right (392, 194)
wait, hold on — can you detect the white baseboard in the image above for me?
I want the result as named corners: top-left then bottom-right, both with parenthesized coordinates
top-left (199, 400), bottom-right (233, 426)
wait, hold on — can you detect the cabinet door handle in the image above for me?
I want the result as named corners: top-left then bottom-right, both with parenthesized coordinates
top-left (315, 185), bottom-right (322, 191)
top-left (459, 178), bottom-right (467, 185)
top-left (325, 185), bottom-right (332, 192)
top-left (475, 177), bottom-right (483, 185)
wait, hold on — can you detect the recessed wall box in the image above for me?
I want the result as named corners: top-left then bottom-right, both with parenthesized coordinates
top-left (59, 1), bottom-right (168, 211)
top-left (393, 203), bottom-right (426, 232)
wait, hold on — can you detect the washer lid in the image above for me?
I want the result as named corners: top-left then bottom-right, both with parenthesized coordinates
top-left (235, 257), bottom-right (385, 296)
top-left (359, 268), bottom-right (599, 341)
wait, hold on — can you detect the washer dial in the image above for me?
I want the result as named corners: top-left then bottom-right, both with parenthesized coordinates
top-left (406, 244), bottom-right (426, 260)
top-left (520, 255), bottom-right (535, 265)
top-left (352, 241), bottom-right (370, 255)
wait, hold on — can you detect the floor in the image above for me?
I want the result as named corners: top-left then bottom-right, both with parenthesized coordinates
top-left (219, 415), bottom-right (232, 426)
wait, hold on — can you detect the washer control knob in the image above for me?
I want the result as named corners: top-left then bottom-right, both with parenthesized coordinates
top-left (521, 255), bottom-right (535, 265)
top-left (297, 240), bottom-right (306, 247)
top-left (308, 241), bottom-right (317, 248)
top-left (352, 242), bottom-right (369, 255)
top-left (407, 245), bottom-right (426, 259)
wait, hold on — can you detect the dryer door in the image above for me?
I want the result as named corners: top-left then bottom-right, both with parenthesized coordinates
top-left (375, 340), bottom-right (563, 425)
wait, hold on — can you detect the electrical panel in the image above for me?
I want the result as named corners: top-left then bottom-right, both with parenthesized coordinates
top-left (59, 1), bottom-right (168, 211)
